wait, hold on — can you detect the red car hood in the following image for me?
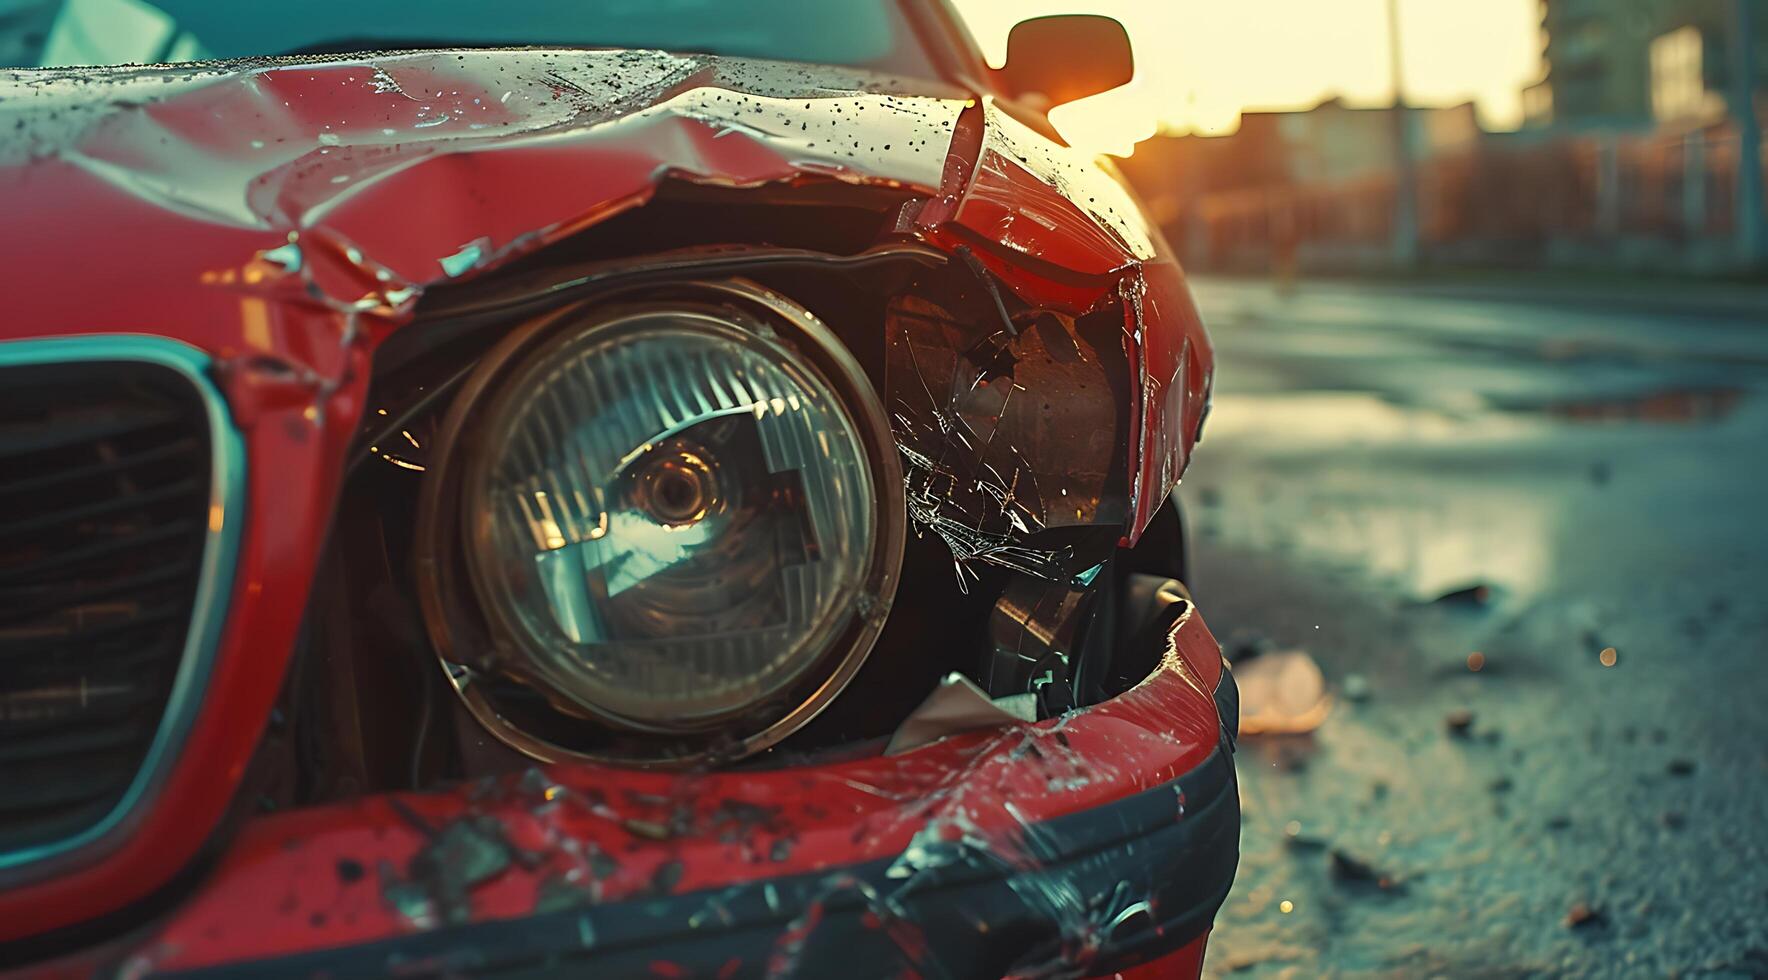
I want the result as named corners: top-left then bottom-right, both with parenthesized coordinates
top-left (0, 50), bottom-right (971, 355)
top-left (0, 47), bottom-right (1150, 321)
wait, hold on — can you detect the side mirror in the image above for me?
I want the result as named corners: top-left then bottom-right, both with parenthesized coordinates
top-left (995, 14), bottom-right (1134, 109)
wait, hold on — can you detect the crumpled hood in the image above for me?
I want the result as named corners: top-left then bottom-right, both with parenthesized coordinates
top-left (0, 50), bottom-right (972, 320)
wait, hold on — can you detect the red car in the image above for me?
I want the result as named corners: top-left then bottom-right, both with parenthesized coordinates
top-left (0, 1), bottom-right (1232, 976)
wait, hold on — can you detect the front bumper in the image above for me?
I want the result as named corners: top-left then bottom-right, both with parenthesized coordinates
top-left (169, 737), bottom-right (1234, 979)
top-left (98, 606), bottom-right (1238, 979)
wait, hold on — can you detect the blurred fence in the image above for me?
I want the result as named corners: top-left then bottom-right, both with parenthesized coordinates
top-left (1178, 126), bottom-right (1767, 274)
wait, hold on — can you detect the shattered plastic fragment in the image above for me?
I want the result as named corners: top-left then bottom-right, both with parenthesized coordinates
top-left (257, 240), bottom-right (303, 275)
top-left (377, 814), bottom-right (517, 929)
top-left (1235, 650), bottom-right (1332, 736)
top-left (439, 237), bottom-right (492, 278)
top-left (884, 672), bottom-right (1037, 755)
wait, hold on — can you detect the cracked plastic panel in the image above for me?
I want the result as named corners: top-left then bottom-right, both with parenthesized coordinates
top-left (913, 102), bottom-right (1212, 544)
top-left (884, 279), bottom-right (1131, 589)
top-left (1122, 261), bottom-right (1212, 533)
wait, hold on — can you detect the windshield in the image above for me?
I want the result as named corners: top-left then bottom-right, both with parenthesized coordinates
top-left (0, 0), bottom-right (936, 75)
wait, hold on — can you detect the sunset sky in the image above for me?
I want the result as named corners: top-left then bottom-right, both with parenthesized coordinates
top-left (950, 0), bottom-right (1545, 154)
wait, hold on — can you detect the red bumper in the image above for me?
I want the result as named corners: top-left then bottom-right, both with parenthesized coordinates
top-left (43, 608), bottom-right (1236, 979)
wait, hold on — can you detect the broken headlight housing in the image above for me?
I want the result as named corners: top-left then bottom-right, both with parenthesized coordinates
top-left (417, 281), bottom-right (904, 766)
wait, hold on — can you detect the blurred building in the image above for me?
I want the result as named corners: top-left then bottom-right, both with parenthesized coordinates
top-left (1125, 2), bottom-right (1768, 277)
top-left (1526, 0), bottom-right (1661, 127)
top-left (1525, 0), bottom-right (1768, 130)
top-left (1119, 100), bottom-right (1485, 272)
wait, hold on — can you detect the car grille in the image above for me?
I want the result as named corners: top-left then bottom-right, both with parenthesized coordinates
top-left (0, 356), bottom-right (215, 855)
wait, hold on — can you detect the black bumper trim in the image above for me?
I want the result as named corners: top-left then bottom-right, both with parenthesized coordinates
top-left (156, 678), bottom-right (1240, 980)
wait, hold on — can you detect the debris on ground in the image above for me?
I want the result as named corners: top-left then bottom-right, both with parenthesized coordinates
top-left (1224, 627), bottom-right (1277, 662)
top-left (1330, 848), bottom-right (1404, 891)
top-left (1236, 650), bottom-right (1332, 735)
top-left (1282, 819), bottom-right (1328, 852)
top-left (1424, 583), bottom-right (1495, 608)
top-left (1183, 280), bottom-right (1768, 977)
top-left (1565, 902), bottom-right (1607, 930)
top-left (1444, 708), bottom-right (1476, 737)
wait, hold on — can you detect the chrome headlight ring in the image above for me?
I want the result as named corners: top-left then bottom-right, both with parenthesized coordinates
top-left (416, 279), bottom-right (905, 767)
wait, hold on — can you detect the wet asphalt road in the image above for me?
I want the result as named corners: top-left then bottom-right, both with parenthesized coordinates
top-left (1177, 277), bottom-right (1768, 979)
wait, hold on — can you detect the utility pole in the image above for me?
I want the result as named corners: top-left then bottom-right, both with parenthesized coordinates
top-left (1732, 0), bottom-right (1767, 269)
top-left (1387, 0), bottom-right (1421, 269)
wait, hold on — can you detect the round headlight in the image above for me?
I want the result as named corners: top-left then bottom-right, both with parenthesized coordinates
top-left (418, 280), bottom-right (903, 765)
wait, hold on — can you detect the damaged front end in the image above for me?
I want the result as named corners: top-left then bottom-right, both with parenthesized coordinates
top-left (0, 46), bottom-right (1227, 978)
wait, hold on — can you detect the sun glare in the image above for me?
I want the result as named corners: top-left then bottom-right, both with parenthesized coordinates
top-left (950, 0), bottom-right (1542, 157)
top-left (1046, 83), bottom-right (1158, 158)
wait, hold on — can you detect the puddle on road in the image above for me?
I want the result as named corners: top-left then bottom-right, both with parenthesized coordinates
top-left (1189, 393), bottom-right (1558, 604)
top-left (1192, 382), bottom-right (1755, 620)
top-left (1194, 391), bottom-right (1526, 448)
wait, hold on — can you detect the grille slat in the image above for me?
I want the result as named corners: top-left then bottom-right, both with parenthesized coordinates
top-left (0, 478), bottom-right (204, 541)
top-left (2, 627), bottom-right (191, 673)
top-left (1, 756), bottom-right (146, 811)
top-left (0, 404), bottom-right (180, 460)
top-left (0, 437), bottom-right (201, 499)
top-left (0, 603), bottom-right (184, 663)
top-left (0, 518), bottom-right (198, 585)
top-left (0, 561), bottom-right (198, 628)
top-left (0, 355), bottom-right (214, 855)
top-left (0, 684), bottom-right (168, 736)
top-left (0, 723), bottom-right (147, 765)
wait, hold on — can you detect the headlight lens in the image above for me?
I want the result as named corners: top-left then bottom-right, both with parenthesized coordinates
top-left (420, 282), bottom-right (903, 763)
